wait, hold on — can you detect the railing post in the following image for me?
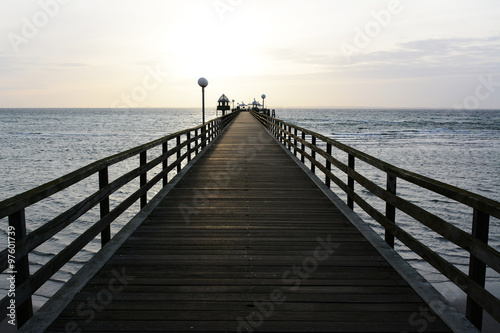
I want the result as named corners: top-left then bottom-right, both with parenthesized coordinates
top-left (466, 208), bottom-right (489, 330)
top-left (311, 136), bottom-right (316, 174)
top-left (287, 125), bottom-right (291, 150)
top-left (187, 131), bottom-right (191, 162)
top-left (283, 124), bottom-right (287, 148)
top-left (176, 135), bottom-right (181, 173)
top-left (9, 209), bottom-right (33, 328)
top-left (326, 143), bottom-right (332, 187)
top-left (194, 129), bottom-right (199, 154)
top-left (294, 128), bottom-right (298, 157)
top-left (282, 123), bottom-right (286, 145)
top-left (283, 125), bottom-right (290, 150)
top-left (384, 174), bottom-right (397, 248)
top-left (163, 141), bottom-right (169, 187)
top-left (207, 123), bottom-right (210, 143)
top-left (140, 151), bottom-right (147, 209)
top-left (202, 124), bottom-right (207, 149)
top-left (301, 132), bottom-right (305, 163)
top-left (99, 167), bottom-right (110, 246)
top-left (278, 120), bottom-right (282, 141)
top-left (347, 154), bottom-right (355, 209)
top-left (279, 123), bottom-right (283, 144)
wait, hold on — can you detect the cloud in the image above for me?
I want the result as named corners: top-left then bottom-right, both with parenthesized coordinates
top-left (0, 54), bottom-right (88, 74)
top-left (335, 37), bottom-right (500, 79)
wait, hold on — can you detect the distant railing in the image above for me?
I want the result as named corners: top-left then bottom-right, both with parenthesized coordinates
top-left (251, 111), bottom-right (500, 331)
top-left (0, 111), bottom-right (239, 328)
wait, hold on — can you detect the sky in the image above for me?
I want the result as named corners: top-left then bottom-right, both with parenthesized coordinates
top-left (0, 0), bottom-right (499, 109)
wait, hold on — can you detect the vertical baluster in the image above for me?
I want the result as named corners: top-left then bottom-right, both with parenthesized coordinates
top-left (140, 151), bottom-right (147, 208)
top-left (287, 125), bottom-right (291, 150)
top-left (282, 123), bottom-right (286, 145)
top-left (384, 174), bottom-right (397, 248)
top-left (187, 132), bottom-right (191, 162)
top-left (284, 125), bottom-right (288, 148)
top-left (194, 129), bottom-right (199, 154)
top-left (326, 143), bottom-right (332, 187)
top-left (301, 132), bottom-right (305, 163)
top-left (280, 123), bottom-right (284, 144)
top-left (9, 209), bottom-right (33, 327)
top-left (207, 123), bottom-right (210, 143)
top-left (347, 154), bottom-right (355, 209)
top-left (284, 124), bottom-right (287, 147)
top-left (99, 167), bottom-right (110, 246)
top-left (163, 141), bottom-right (168, 186)
top-left (176, 135), bottom-right (181, 173)
top-left (202, 124), bottom-right (207, 149)
top-left (311, 136), bottom-right (316, 173)
top-left (466, 209), bottom-right (489, 330)
top-left (294, 128), bottom-right (298, 156)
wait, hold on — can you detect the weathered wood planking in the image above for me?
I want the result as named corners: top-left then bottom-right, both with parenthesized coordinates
top-left (44, 112), bottom-right (452, 332)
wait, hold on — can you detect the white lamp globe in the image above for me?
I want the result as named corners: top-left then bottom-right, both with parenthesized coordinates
top-left (198, 77), bottom-right (208, 88)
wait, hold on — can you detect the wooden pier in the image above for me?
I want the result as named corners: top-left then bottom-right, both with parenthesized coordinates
top-left (2, 111), bottom-right (499, 332)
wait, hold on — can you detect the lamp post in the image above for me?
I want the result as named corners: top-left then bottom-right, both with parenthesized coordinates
top-left (198, 77), bottom-right (208, 124)
top-left (261, 94), bottom-right (266, 110)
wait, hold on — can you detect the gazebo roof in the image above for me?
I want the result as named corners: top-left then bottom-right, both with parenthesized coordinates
top-left (218, 94), bottom-right (229, 102)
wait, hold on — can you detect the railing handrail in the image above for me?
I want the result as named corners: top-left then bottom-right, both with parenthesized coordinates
top-left (0, 111), bottom-right (240, 328)
top-left (254, 112), bottom-right (500, 219)
top-left (250, 110), bottom-right (500, 330)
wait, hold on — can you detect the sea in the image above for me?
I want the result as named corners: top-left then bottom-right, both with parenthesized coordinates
top-left (1, 108), bottom-right (499, 330)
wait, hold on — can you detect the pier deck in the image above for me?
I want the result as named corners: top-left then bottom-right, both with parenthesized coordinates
top-left (43, 112), bottom-right (452, 332)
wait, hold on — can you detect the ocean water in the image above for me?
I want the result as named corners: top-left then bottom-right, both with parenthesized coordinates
top-left (1, 108), bottom-right (499, 328)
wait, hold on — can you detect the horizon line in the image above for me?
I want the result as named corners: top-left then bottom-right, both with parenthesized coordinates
top-left (1, 106), bottom-right (500, 111)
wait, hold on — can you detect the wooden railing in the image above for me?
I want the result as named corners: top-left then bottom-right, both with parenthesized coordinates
top-left (252, 111), bottom-right (500, 331)
top-left (0, 111), bottom-right (239, 328)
